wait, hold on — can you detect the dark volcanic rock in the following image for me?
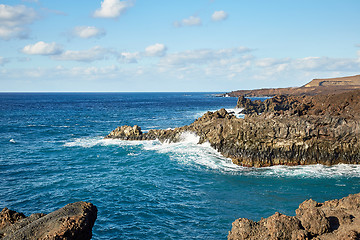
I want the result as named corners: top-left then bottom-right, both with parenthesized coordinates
top-left (228, 193), bottom-right (360, 240)
top-left (105, 91), bottom-right (360, 167)
top-left (236, 90), bottom-right (360, 119)
top-left (0, 202), bottom-right (97, 240)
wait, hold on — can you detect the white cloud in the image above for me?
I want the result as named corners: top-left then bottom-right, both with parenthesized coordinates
top-left (182, 16), bottom-right (202, 26)
top-left (174, 16), bottom-right (202, 27)
top-left (0, 56), bottom-right (10, 66)
top-left (160, 47), bottom-right (252, 66)
top-left (66, 65), bottom-right (119, 78)
top-left (120, 52), bottom-right (140, 63)
top-left (22, 41), bottom-right (63, 55)
top-left (53, 46), bottom-right (113, 62)
top-left (145, 43), bottom-right (167, 57)
top-left (293, 57), bottom-right (360, 72)
top-left (256, 58), bottom-right (290, 67)
top-left (93, 0), bottom-right (134, 18)
top-left (211, 10), bottom-right (228, 21)
top-left (72, 26), bottom-right (106, 39)
top-left (0, 4), bottom-right (38, 40)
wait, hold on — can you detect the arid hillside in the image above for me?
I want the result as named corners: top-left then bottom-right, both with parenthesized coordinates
top-left (226, 75), bottom-right (360, 97)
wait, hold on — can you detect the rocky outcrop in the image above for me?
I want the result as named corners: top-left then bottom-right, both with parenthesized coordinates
top-left (106, 125), bottom-right (144, 140)
top-left (228, 193), bottom-right (360, 240)
top-left (236, 95), bottom-right (310, 115)
top-left (0, 202), bottom-right (97, 240)
top-left (106, 90), bottom-right (360, 167)
top-left (237, 90), bottom-right (360, 119)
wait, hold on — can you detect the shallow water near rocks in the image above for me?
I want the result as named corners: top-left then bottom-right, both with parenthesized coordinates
top-left (1, 92), bottom-right (360, 239)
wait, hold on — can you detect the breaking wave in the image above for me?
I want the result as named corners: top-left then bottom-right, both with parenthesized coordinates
top-left (64, 133), bottom-right (360, 178)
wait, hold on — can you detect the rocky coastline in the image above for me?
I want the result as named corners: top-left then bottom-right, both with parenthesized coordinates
top-left (228, 193), bottom-right (360, 240)
top-left (105, 90), bottom-right (360, 167)
top-left (0, 202), bottom-right (97, 240)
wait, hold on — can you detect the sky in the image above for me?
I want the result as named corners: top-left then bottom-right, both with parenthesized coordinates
top-left (0, 0), bottom-right (359, 92)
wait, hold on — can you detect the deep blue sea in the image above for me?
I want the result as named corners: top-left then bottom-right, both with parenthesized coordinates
top-left (1, 92), bottom-right (360, 239)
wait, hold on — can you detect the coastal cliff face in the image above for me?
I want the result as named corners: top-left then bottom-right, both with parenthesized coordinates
top-left (105, 90), bottom-right (360, 167)
top-left (228, 193), bottom-right (360, 240)
top-left (226, 74), bottom-right (360, 97)
top-left (305, 75), bottom-right (360, 87)
top-left (0, 202), bottom-right (97, 240)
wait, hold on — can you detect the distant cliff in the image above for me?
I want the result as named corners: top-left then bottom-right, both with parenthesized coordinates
top-left (304, 75), bottom-right (360, 87)
top-left (226, 74), bottom-right (360, 97)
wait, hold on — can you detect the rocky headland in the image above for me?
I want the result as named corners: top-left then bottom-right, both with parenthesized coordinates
top-left (228, 193), bottom-right (360, 240)
top-left (0, 202), bottom-right (97, 240)
top-left (225, 75), bottom-right (360, 97)
top-left (105, 89), bottom-right (360, 167)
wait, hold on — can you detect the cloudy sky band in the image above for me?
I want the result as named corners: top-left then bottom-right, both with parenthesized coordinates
top-left (0, 0), bottom-right (359, 91)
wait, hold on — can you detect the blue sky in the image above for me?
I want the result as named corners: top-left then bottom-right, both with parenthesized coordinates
top-left (0, 0), bottom-right (359, 92)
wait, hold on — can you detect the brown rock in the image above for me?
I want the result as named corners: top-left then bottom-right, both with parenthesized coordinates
top-left (0, 202), bottom-right (97, 240)
top-left (295, 200), bottom-right (331, 235)
top-left (225, 75), bottom-right (360, 97)
top-left (105, 125), bottom-right (144, 140)
top-left (105, 91), bottom-right (360, 167)
top-left (228, 193), bottom-right (360, 240)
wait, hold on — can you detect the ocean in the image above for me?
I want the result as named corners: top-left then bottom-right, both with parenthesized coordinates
top-left (1, 92), bottom-right (359, 239)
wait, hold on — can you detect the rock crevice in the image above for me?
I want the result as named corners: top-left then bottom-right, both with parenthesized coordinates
top-left (228, 193), bottom-right (360, 240)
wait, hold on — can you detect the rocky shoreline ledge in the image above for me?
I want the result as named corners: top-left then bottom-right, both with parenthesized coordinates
top-left (228, 193), bottom-right (360, 240)
top-left (0, 202), bottom-right (97, 240)
top-left (105, 90), bottom-right (360, 167)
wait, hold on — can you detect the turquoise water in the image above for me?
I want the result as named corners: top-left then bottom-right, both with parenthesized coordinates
top-left (1, 92), bottom-right (359, 239)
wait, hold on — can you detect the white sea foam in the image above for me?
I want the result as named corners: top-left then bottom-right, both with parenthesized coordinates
top-left (63, 134), bottom-right (360, 178)
top-left (194, 108), bottom-right (244, 119)
top-left (249, 164), bottom-right (360, 178)
top-left (50, 125), bottom-right (70, 128)
top-left (64, 136), bottom-right (157, 148)
top-left (127, 152), bottom-right (140, 156)
top-left (143, 132), bottom-right (244, 172)
top-left (225, 108), bottom-right (244, 118)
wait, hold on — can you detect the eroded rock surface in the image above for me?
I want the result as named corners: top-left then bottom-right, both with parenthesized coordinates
top-left (105, 90), bottom-right (360, 167)
top-left (228, 193), bottom-right (360, 240)
top-left (236, 90), bottom-right (360, 119)
top-left (0, 202), bottom-right (97, 240)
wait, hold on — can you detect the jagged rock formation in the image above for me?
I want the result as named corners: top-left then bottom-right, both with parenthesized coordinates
top-left (0, 202), bottom-right (97, 240)
top-left (226, 75), bottom-right (360, 97)
top-left (105, 90), bottom-right (360, 167)
top-left (228, 193), bottom-right (360, 240)
top-left (236, 90), bottom-right (360, 119)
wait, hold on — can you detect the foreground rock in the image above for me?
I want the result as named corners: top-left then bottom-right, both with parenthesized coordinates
top-left (0, 202), bottom-right (97, 240)
top-left (106, 90), bottom-right (360, 167)
top-left (228, 193), bottom-right (360, 240)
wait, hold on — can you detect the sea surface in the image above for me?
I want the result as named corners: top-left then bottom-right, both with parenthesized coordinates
top-left (1, 92), bottom-right (360, 239)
